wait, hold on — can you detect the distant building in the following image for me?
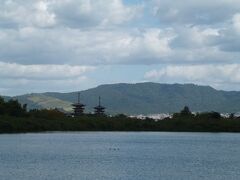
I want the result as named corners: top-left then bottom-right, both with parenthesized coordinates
top-left (94, 96), bottom-right (106, 115)
top-left (72, 92), bottom-right (85, 116)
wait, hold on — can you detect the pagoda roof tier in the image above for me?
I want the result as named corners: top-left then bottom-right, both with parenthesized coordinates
top-left (73, 106), bottom-right (84, 110)
top-left (94, 106), bottom-right (105, 110)
top-left (72, 103), bottom-right (85, 107)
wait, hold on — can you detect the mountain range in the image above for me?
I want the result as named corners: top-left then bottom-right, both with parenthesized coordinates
top-left (3, 82), bottom-right (240, 115)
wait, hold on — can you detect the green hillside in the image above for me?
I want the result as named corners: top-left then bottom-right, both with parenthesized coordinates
top-left (13, 94), bottom-right (72, 112)
top-left (4, 83), bottom-right (240, 114)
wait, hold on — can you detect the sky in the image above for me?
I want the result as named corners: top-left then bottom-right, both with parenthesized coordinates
top-left (1, 0), bottom-right (240, 95)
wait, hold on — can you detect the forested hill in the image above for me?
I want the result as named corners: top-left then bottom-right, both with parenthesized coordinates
top-left (4, 83), bottom-right (240, 114)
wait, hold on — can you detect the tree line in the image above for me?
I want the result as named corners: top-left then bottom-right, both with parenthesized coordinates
top-left (0, 97), bottom-right (240, 133)
top-left (0, 97), bottom-right (65, 118)
top-left (0, 97), bottom-right (27, 117)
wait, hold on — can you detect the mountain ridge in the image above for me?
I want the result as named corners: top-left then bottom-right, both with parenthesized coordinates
top-left (2, 82), bottom-right (240, 114)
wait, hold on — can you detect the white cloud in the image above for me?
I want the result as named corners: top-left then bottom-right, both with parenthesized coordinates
top-left (153, 0), bottom-right (240, 25)
top-left (0, 27), bottom-right (174, 65)
top-left (209, 13), bottom-right (240, 52)
top-left (0, 0), bottom-right (56, 28)
top-left (0, 62), bottom-right (95, 80)
top-left (170, 26), bottom-right (219, 49)
top-left (0, 61), bottom-right (96, 95)
top-left (0, 0), bottom-right (239, 66)
top-left (1, 0), bottom-right (240, 94)
top-left (43, 0), bottom-right (142, 28)
top-left (34, 1), bottom-right (56, 27)
top-left (233, 13), bottom-right (240, 32)
top-left (0, 0), bottom-right (142, 28)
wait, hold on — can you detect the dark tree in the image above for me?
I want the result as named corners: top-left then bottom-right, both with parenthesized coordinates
top-left (209, 111), bottom-right (221, 119)
top-left (0, 96), bottom-right (5, 115)
top-left (5, 99), bottom-right (26, 117)
top-left (180, 106), bottom-right (192, 116)
top-left (229, 113), bottom-right (235, 119)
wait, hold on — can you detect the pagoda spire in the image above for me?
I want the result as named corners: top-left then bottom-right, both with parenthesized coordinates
top-left (99, 96), bottom-right (101, 106)
top-left (94, 96), bottom-right (106, 115)
top-left (78, 92), bottom-right (80, 104)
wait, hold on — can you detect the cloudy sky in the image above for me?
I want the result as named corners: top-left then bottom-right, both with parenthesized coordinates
top-left (1, 0), bottom-right (240, 95)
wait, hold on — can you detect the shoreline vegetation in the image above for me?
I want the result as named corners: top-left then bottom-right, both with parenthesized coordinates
top-left (1, 97), bottom-right (240, 133)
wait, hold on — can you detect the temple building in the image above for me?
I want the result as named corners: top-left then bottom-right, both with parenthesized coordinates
top-left (72, 92), bottom-right (85, 116)
top-left (94, 96), bottom-right (106, 115)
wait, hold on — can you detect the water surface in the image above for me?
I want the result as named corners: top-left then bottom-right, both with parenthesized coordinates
top-left (0, 132), bottom-right (240, 180)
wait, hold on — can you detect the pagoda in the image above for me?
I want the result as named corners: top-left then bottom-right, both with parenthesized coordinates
top-left (94, 96), bottom-right (106, 115)
top-left (72, 92), bottom-right (85, 116)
